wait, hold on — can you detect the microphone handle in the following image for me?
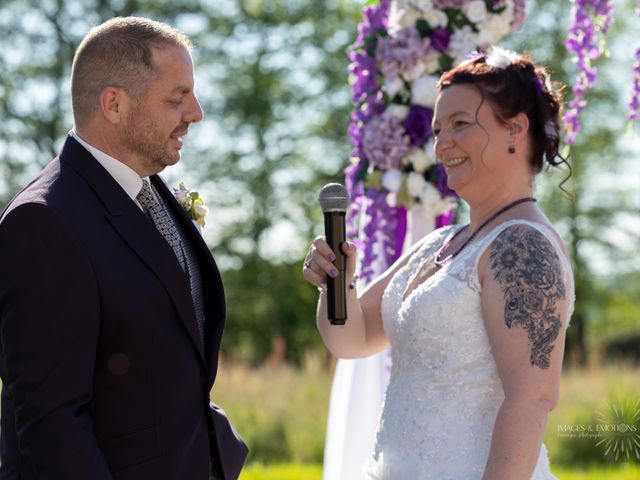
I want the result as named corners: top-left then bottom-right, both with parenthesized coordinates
top-left (324, 211), bottom-right (347, 325)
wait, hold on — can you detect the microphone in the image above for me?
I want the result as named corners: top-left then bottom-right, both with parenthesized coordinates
top-left (318, 183), bottom-right (350, 325)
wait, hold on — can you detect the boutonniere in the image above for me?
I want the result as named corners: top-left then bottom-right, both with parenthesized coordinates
top-left (173, 183), bottom-right (209, 228)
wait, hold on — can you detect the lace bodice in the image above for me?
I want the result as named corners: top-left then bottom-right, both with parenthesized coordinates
top-left (363, 220), bottom-right (574, 480)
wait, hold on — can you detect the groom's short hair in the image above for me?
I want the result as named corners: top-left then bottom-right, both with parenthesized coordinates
top-left (71, 16), bottom-right (192, 125)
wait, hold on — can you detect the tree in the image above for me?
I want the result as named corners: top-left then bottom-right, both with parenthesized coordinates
top-left (1, 0), bottom-right (638, 364)
top-left (0, 0), bottom-right (361, 363)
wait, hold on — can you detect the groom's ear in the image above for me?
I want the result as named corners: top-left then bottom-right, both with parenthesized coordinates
top-left (100, 86), bottom-right (129, 125)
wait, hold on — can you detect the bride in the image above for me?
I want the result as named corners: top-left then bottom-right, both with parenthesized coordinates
top-left (303, 48), bottom-right (574, 480)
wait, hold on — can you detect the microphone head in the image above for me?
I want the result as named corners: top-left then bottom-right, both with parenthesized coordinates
top-left (319, 183), bottom-right (350, 213)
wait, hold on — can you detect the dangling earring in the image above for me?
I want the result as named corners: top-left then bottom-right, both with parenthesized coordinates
top-left (508, 123), bottom-right (518, 154)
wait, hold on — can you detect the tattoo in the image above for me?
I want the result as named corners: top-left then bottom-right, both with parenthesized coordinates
top-left (489, 225), bottom-right (565, 369)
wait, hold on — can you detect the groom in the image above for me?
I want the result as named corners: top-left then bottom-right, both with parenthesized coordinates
top-left (0, 17), bottom-right (247, 479)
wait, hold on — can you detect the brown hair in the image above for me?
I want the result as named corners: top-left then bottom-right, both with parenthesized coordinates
top-left (438, 49), bottom-right (569, 177)
top-left (71, 16), bottom-right (192, 125)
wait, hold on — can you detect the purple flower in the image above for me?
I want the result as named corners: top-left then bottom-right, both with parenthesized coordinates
top-left (403, 106), bottom-right (434, 146)
top-left (377, 27), bottom-right (431, 80)
top-left (357, 188), bottom-right (406, 283)
top-left (627, 4), bottom-right (640, 121)
top-left (431, 28), bottom-right (451, 53)
top-left (563, 0), bottom-right (613, 144)
top-left (511, 0), bottom-right (528, 30)
top-left (345, 0), bottom-right (472, 278)
top-left (363, 114), bottom-right (412, 170)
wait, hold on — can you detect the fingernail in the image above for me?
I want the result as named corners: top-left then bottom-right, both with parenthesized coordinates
top-left (328, 253), bottom-right (336, 261)
top-left (330, 268), bottom-right (338, 277)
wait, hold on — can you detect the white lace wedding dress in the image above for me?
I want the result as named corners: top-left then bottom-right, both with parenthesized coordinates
top-left (363, 220), bottom-right (574, 480)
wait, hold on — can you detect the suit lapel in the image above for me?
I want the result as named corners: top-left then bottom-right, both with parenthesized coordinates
top-left (59, 136), bottom-right (207, 366)
top-left (152, 177), bottom-right (227, 382)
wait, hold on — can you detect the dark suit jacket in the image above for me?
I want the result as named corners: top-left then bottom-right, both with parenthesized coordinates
top-left (0, 136), bottom-right (248, 479)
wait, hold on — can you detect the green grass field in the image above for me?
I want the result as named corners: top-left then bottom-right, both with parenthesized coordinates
top-left (214, 360), bottom-right (640, 478)
top-left (0, 359), bottom-right (637, 478)
top-left (237, 462), bottom-right (640, 479)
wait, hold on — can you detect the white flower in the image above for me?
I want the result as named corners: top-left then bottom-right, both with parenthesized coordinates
top-left (385, 191), bottom-right (398, 207)
top-left (193, 200), bottom-right (209, 218)
top-left (381, 169), bottom-right (404, 193)
top-left (173, 182), bottom-right (209, 228)
top-left (423, 9), bottom-right (448, 29)
top-left (389, 6), bottom-right (422, 30)
top-left (423, 138), bottom-right (437, 166)
top-left (419, 181), bottom-right (440, 205)
top-left (419, 183), bottom-right (455, 215)
top-left (407, 171), bottom-right (427, 197)
top-left (403, 59), bottom-right (427, 81)
top-left (423, 49), bottom-right (441, 74)
top-left (405, 148), bottom-right (430, 173)
top-left (485, 46), bottom-right (520, 69)
top-left (174, 190), bottom-right (189, 206)
top-left (411, 74), bottom-right (440, 108)
top-left (463, 1), bottom-right (488, 23)
top-left (478, 15), bottom-right (512, 49)
top-left (414, 0), bottom-right (434, 12)
top-left (447, 26), bottom-right (478, 66)
top-left (388, 104), bottom-right (410, 120)
top-left (440, 196), bottom-right (457, 214)
top-left (385, 76), bottom-right (405, 98)
top-left (475, 29), bottom-right (498, 48)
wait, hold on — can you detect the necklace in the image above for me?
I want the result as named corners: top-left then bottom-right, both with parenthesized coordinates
top-left (434, 197), bottom-right (537, 267)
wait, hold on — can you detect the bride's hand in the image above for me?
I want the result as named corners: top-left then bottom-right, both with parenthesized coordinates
top-left (302, 236), bottom-right (357, 290)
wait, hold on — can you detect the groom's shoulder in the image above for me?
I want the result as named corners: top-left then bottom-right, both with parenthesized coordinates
top-left (0, 152), bottom-right (91, 230)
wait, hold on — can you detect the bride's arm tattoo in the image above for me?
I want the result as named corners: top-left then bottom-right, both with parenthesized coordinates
top-left (489, 225), bottom-right (565, 369)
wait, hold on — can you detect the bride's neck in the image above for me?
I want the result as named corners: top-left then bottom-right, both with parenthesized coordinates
top-left (468, 190), bottom-right (534, 231)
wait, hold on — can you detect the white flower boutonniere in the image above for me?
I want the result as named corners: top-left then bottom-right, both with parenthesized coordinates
top-left (173, 182), bottom-right (209, 229)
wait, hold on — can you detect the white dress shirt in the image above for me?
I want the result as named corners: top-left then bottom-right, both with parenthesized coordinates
top-left (71, 130), bottom-right (146, 210)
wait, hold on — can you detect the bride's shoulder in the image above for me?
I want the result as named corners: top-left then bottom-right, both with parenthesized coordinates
top-left (489, 219), bottom-right (569, 261)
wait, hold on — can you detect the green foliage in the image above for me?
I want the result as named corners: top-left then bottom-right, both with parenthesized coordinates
top-left (239, 462), bottom-right (640, 480)
top-left (220, 256), bottom-right (323, 364)
top-left (545, 366), bottom-right (640, 467)
top-left (1, 0), bottom-right (639, 365)
top-left (239, 463), bottom-right (322, 480)
top-left (211, 355), bottom-right (331, 464)
top-left (185, 0), bottom-right (360, 267)
top-left (502, 0), bottom-right (640, 365)
top-left (552, 464), bottom-right (640, 480)
top-left (589, 272), bottom-right (640, 342)
top-left (0, 0), bottom-right (361, 364)
top-left (209, 361), bottom-right (640, 469)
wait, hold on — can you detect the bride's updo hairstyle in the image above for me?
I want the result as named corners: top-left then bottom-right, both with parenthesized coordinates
top-left (438, 47), bottom-right (569, 177)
